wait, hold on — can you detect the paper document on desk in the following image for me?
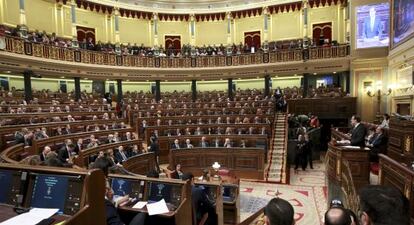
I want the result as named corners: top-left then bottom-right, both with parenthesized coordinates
top-left (343, 145), bottom-right (370, 150)
top-left (132, 201), bottom-right (147, 209)
top-left (146, 199), bottom-right (169, 216)
top-left (0, 208), bottom-right (58, 225)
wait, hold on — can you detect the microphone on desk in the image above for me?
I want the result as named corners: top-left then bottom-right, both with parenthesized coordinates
top-left (14, 171), bottom-right (30, 214)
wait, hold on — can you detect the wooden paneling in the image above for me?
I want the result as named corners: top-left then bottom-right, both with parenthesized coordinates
top-left (170, 147), bottom-right (265, 180)
top-left (326, 144), bottom-right (370, 192)
top-left (379, 154), bottom-right (414, 223)
top-left (387, 118), bottom-right (414, 165)
top-left (288, 97), bottom-right (356, 118)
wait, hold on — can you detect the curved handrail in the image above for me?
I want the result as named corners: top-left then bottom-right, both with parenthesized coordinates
top-left (2, 36), bottom-right (350, 69)
top-left (0, 143), bottom-right (25, 163)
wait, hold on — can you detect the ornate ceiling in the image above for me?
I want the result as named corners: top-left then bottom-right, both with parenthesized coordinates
top-left (92, 0), bottom-right (298, 13)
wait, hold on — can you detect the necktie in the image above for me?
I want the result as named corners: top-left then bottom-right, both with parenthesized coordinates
top-left (121, 151), bottom-right (127, 161)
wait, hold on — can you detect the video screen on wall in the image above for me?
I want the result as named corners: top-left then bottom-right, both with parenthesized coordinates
top-left (356, 3), bottom-right (390, 48)
top-left (392, 0), bottom-right (414, 46)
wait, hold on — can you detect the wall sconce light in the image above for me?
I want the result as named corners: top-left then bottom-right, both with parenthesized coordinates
top-left (366, 81), bottom-right (393, 97)
top-left (366, 81), bottom-right (394, 116)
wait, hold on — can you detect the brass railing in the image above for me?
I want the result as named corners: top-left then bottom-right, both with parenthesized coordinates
top-left (2, 36), bottom-right (350, 68)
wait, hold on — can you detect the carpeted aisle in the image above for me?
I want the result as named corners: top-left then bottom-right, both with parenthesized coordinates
top-left (239, 162), bottom-right (327, 225)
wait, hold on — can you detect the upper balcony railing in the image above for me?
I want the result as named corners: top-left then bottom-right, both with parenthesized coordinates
top-left (2, 36), bottom-right (350, 69)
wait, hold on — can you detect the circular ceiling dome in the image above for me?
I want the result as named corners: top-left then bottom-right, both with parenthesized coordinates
top-left (93, 0), bottom-right (296, 13)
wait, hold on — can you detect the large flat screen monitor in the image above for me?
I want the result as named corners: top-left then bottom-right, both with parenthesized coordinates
top-left (30, 174), bottom-right (69, 212)
top-left (147, 182), bottom-right (182, 208)
top-left (110, 178), bottom-right (143, 200)
top-left (392, 0), bottom-right (414, 46)
top-left (356, 3), bottom-right (390, 48)
top-left (0, 169), bottom-right (21, 205)
top-left (0, 170), bottom-right (14, 203)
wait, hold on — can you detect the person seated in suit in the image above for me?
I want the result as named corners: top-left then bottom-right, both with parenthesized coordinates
top-left (240, 139), bottom-right (246, 148)
top-left (170, 164), bottom-right (184, 179)
top-left (367, 126), bottom-right (387, 162)
top-left (95, 158), bottom-right (146, 225)
top-left (129, 145), bottom-right (141, 157)
top-left (350, 115), bottom-right (367, 147)
top-left (125, 132), bottom-right (133, 141)
top-left (264, 198), bottom-right (294, 225)
top-left (113, 132), bottom-right (121, 142)
top-left (64, 124), bottom-right (71, 134)
top-left (74, 138), bottom-right (83, 154)
top-left (199, 136), bottom-right (209, 148)
top-left (87, 138), bottom-right (99, 149)
top-left (194, 127), bottom-right (203, 135)
top-left (55, 126), bottom-right (64, 136)
top-left (115, 145), bottom-right (129, 163)
top-left (213, 138), bottom-right (221, 147)
top-left (185, 139), bottom-right (194, 148)
top-left (223, 138), bottom-right (232, 148)
top-left (171, 139), bottom-right (181, 149)
top-left (182, 173), bottom-right (217, 225)
top-left (39, 146), bottom-right (51, 161)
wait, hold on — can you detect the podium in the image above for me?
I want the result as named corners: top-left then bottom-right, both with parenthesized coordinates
top-left (326, 138), bottom-right (370, 210)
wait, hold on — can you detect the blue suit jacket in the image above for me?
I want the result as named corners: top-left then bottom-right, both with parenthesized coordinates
top-left (364, 17), bottom-right (381, 38)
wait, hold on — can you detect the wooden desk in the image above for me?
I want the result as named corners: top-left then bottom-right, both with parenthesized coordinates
top-left (108, 174), bottom-right (192, 225)
top-left (379, 154), bottom-right (414, 224)
top-left (0, 204), bottom-right (70, 224)
top-left (194, 180), bottom-right (224, 225)
top-left (0, 163), bottom-right (106, 225)
top-left (326, 143), bottom-right (370, 207)
top-left (287, 97), bottom-right (356, 119)
top-left (387, 118), bottom-right (414, 165)
top-left (158, 134), bottom-right (269, 164)
top-left (122, 152), bottom-right (156, 175)
top-left (170, 147), bottom-right (265, 180)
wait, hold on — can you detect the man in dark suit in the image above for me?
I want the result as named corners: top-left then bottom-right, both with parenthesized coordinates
top-left (182, 173), bottom-right (217, 225)
top-left (115, 145), bottom-right (129, 164)
top-left (58, 140), bottom-right (76, 163)
top-left (350, 115), bottom-right (367, 147)
top-left (171, 139), bottom-right (181, 149)
top-left (199, 136), bottom-right (209, 148)
top-left (367, 126), bottom-right (388, 162)
top-left (39, 146), bottom-right (51, 161)
top-left (149, 136), bottom-right (160, 172)
top-left (74, 138), bottom-right (83, 154)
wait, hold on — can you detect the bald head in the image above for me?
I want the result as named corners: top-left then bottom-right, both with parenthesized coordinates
top-left (324, 207), bottom-right (351, 225)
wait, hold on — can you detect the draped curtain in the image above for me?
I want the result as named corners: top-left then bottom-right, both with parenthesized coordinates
top-left (76, 26), bottom-right (96, 44)
top-left (244, 31), bottom-right (261, 50)
top-left (312, 22), bottom-right (332, 45)
top-left (165, 35), bottom-right (181, 52)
